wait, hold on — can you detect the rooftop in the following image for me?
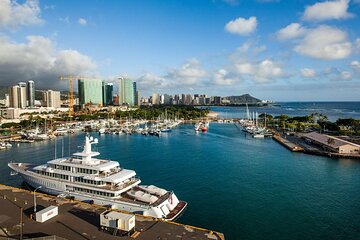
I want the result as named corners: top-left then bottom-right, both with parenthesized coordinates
top-left (303, 132), bottom-right (360, 149)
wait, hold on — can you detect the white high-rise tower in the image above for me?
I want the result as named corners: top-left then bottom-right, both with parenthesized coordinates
top-left (27, 80), bottom-right (35, 108)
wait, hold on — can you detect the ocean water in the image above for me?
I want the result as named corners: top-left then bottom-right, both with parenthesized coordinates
top-left (210, 102), bottom-right (360, 121)
top-left (1, 123), bottom-right (360, 240)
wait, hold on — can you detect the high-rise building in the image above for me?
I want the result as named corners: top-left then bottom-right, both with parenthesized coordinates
top-left (213, 96), bottom-right (221, 105)
top-left (118, 77), bottom-right (134, 106)
top-left (173, 94), bottom-right (180, 105)
top-left (102, 81), bottom-right (106, 106)
top-left (152, 93), bottom-right (160, 105)
top-left (78, 79), bottom-right (103, 106)
top-left (43, 90), bottom-right (61, 108)
top-left (133, 82), bottom-right (138, 106)
top-left (27, 80), bottom-right (35, 108)
top-left (181, 94), bottom-right (186, 104)
top-left (18, 82), bottom-right (27, 109)
top-left (160, 95), bottom-right (164, 105)
top-left (163, 94), bottom-right (172, 105)
top-left (136, 91), bottom-right (140, 106)
top-left (205, 97), bottom-right (211, 105)
top-left (105, 83), bottom-right (114, 106)
top-left (184, 94), bottom-right (192, 105)
top-left (199, 97), bottom-right (206, 105)
top-left (9, 85), bottom-right (20, 108)
top-left (4, 94), bottom-right (10, 107)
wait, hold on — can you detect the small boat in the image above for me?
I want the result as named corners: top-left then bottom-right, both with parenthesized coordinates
top-left (195, 121), bottom-right (209, 132)
top-left (98, 128), bottom-right (106, 135)
top-left (0, 142), bottom-right (12, 149)
top-left (160, 128), bottom-right (172, 133)
top-left (253, 133), bottom-right (265, 138)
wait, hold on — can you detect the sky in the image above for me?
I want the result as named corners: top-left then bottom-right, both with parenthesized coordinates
top-left (0, 0), bottom-right (360, 101)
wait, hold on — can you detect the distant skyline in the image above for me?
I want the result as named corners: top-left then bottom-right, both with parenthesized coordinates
top-left (0, 0), bottom-right (360, 101)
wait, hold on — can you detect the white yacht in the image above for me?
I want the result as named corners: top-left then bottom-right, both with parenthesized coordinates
top-left (8, 136), bottom-right (187, 220)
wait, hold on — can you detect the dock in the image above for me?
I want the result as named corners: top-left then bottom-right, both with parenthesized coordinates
top-left (272, 135), bottom-right (304, 152)
top-left (0, 184), bottom-right (224, 240)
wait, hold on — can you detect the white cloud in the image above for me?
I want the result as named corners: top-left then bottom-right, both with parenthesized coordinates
top-left (350, 60), bottom-right (360, 73)
top-left (44, 5), bottom-right (55, 10)
top-left (322, 67), bottom-right (353, 81)
top-left (78, 18), bottom-right (87, 25)
top-left (136, 73), bottom-right (168, 90)
top-left (236, 41), bottom-right (266, 55)
top-left (225, 16), bottom-right (257, 36)
top-left (136, 59), bottom-right (208, 91)
top-left (356, 38), bottom-right (360, 49)
top-left (55, 50), bottom-right (96, 74)
top-left (165, 58), bottom-right (207, 85)
top-left (340, 71), bottom-right (352, 80)
top-left (59, 16), bottom-right (70, 24)
top-left (294, 25), bottom-right (351, 60)
top-left (0, 35), bottom-right (97, 89)
top-left (235, 59), bottom-right (286, 83)
top-left (229, 41), bottom-right (267, 65)
top-left (235, 63), bottom-right (254, 74)
top-left (301, 68), bottom-right (316, 78)
top-left (213, 69), bottom-right (239, 85)
top-left (0, 0), bottom-right (43, 30)
top-left (277, 23), bottom-right (307, 41)
top-left (303, 0), bottom-right (352, 21)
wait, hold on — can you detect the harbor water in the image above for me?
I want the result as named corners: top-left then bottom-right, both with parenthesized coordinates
top-left (210, 101), bottom-right (360, 121)
top-left (1, 123), bottom-right (360, 240)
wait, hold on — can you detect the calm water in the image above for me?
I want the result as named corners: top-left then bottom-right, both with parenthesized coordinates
top-left (210, 101), bottom-right (360, 121)
top-left (1, 124), bottom-right (360, 240)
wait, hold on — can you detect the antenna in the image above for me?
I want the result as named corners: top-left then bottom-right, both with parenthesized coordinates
top-left (54, 138), bottom-right (57, 160)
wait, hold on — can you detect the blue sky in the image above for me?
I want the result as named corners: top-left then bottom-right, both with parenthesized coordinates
top-left (0, 0), bottom-right (360, 101)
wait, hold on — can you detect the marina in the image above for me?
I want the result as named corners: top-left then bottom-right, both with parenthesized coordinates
top-left (1, 122), bottom-right (360, 240)
top-left (0, 0), bottom-right (359, 238)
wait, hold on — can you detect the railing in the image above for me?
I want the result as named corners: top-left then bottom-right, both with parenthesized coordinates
top-left (111, 178), bottom-right (140, 190)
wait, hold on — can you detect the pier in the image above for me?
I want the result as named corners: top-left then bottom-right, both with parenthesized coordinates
top-left (272, 134), bottom-right (304, 152)
top-left (0, 184), bottom-right (224, 240)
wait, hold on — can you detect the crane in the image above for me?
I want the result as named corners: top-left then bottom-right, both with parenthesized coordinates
top-left (59, 76), bottom-right (103, 117)
top-left (59, 75), bottom-right (78, 117)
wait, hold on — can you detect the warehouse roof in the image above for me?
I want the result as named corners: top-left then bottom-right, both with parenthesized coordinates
top-left (303, 132), bottom-right (360, 149)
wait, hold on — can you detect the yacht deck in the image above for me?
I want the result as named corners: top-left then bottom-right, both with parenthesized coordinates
top-left (47, 157), bottom-right (120, 171)
top-left (9, 163), bottom-right (139, 193)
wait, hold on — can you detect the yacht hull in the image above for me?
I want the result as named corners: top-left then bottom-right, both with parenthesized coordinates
top-left (9, 163), bottom-right (186, 221)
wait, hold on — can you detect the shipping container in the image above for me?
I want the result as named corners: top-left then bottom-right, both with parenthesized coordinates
top-left (100, 210), bottom-right (135, 232)
top-left (36, 206), bottom-right (58, 223)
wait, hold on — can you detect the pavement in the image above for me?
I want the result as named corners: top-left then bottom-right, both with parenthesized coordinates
top-left (0, 184), bottom-right (224, 240)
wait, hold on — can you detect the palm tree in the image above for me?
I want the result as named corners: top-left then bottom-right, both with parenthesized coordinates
top-left (327, 137), bottom-right (335, 146)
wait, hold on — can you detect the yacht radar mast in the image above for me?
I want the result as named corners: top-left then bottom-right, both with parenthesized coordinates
top-left (73, 135), bottom-right (100, 163)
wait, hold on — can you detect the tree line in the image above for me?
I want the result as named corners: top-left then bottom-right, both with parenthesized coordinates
top-left (258, 113), bottom-right (360, 135)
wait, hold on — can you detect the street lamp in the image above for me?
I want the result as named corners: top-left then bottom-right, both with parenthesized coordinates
top-left (33, 186), bottom-right (42, 213)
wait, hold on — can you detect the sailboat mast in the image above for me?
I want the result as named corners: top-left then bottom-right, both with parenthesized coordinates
top-left (264, 113), bottom-right (267, 128)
